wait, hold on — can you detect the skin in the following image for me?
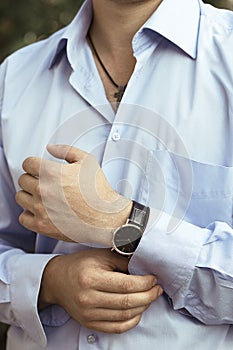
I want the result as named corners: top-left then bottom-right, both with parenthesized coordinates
top-left (16, 0), bottom-right (164, 334)
top-left (39, 249), bottom-right (163, 333)
top-left (89, 0), bottom-right (163, 104)
top-left (16, 145), bottom-right (133, 244)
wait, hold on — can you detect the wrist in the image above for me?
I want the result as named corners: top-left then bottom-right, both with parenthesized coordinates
top-left (38, 255), bottom-right (63, 310)
top-left (86, 196), bottom-right (133, 231)
top-left (112, 201), bottom-right (150, 256)
top-left (109, 197), bottom-right (133, 230)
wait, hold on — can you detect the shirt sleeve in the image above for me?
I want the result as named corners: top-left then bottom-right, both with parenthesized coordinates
top-left (0, 60), bottom-right (61, 347)
top-left (129, 207), bottom-right (233, 325)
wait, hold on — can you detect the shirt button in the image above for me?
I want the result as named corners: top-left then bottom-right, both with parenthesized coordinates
top-left (112, 132), bottom-right (121, 141)
top-left (87, 334), bottom-right (97, 344)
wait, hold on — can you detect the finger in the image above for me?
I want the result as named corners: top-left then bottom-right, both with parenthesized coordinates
top-left (18, 173), bottom-right (39, 195)
top-left (15, 191), bottom-right (34, 213)
top-left (18, 210), bottom-right (73, 241)
top-left (47, 144), bottom-right (88, 164)
top-left (84, 314), bottom-right (142, 334)
top-left (22, 157), bottom-right (42, 177)
top-left (89, 285), bottom-right (163, 310)
top-left (81, 305), bottom-right (149, 322)
top-left (93, 271), bottom-right (158, 294)
top-left (19, 210), bottom-right (35, 231)
top-left (23, 156), bottom-right (62, 180)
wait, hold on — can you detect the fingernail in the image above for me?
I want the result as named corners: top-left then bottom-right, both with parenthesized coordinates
top-left (152, 277), bottom-right (157, 287)
top-left (158, 287), bottom-right (163, 296)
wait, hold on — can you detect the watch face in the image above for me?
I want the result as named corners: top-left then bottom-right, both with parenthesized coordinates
top-left (113, 224), bottom-right (142, 255)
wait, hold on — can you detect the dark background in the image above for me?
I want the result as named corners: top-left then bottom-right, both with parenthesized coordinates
top-left (0, 0), bottom-right (233, 349)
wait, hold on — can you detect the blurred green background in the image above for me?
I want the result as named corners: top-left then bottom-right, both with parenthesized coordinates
top-left (0, 0), bottom-right (232, 349)
top-left (0, 0), bottom-right (84, 63)
top-left (0, 0), bottom-right (233, 64)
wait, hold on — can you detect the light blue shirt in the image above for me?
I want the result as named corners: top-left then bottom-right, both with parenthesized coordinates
top-left (1, 0), bottom-right (233, 349)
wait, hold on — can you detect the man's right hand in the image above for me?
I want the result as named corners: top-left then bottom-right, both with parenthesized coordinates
top-left (39, 249), bottom-right (163, 334)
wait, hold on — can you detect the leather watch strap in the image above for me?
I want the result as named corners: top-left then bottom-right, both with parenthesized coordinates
top-left (128, 201), bottom-right (150, 232)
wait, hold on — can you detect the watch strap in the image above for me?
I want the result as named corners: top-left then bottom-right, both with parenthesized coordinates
top-left (128, 201), bottom-right (150, 233)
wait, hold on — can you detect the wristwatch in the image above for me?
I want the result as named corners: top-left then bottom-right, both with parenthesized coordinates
top-left (112, 201), bottom-right (150, 256)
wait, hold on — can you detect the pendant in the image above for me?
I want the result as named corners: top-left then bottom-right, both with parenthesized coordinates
top-left (114, 85), bottom-right (127, 103)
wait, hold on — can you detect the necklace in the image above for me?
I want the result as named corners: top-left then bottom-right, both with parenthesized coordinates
top-left (88, 33), bottom-right (127, 103)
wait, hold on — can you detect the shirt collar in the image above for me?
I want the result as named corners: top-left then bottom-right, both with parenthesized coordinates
top-left (49, 0), bottom-right (93, 69)
top-left (141, 0), bottom-right (201, 59)
top-left (49, 0), bottom-right (201, 69)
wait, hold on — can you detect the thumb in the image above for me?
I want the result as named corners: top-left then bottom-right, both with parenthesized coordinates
top-left (47, 144), bottom-right (88, 164)
top-left (110, 251), bottom-right (129, 273)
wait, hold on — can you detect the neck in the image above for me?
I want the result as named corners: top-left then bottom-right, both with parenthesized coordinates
top-left (90, 0), bottom-right (162, 53)
top-left (88, 0), bottom-right (162, 109)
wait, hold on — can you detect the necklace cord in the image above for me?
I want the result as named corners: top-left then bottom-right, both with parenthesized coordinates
top-left (87, 32), bottom-right (127, 97)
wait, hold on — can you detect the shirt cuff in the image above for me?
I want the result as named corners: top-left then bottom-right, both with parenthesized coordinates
top-left (128, 208), bottom-right (210, 309)
top-left (8, 253), bottom-right (59, 347)
top-left (39, 304), bottom-right (70, 327)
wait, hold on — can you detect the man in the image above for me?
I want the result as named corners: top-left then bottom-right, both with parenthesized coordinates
top-left (0, 0), bottom-right (233, 349)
